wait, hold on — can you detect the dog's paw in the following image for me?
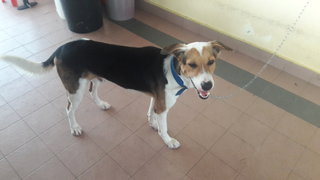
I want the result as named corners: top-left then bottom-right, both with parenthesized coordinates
top-left (71, 125), bottom-right (82, 136)
top-left (97, 101), bottom-right (111, 110)
top-left (166, 138), bottom-right (181, 149)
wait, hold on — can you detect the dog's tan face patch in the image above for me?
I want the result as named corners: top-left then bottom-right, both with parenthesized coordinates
top-left (179, 45), bottom-right (217, 78)
top-left (162, 41), bottom-right (232, 78)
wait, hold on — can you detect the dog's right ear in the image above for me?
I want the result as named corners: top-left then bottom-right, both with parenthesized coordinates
top-left (160, 43), bottom-right (186, 57)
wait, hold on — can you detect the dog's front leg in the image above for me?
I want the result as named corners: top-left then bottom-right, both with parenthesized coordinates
top-left (156, 110), bottom-right (180, 149)
top-left (151, 91), bottom-right (180, 149)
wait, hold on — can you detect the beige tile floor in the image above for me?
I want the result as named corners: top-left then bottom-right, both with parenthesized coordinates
top-left (0, 1), bottom-right (320, 180)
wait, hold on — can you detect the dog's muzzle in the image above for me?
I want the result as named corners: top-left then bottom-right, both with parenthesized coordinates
top-left (198, 81), bottom-right (212, 99)
top-left (190, 78), bottom-right (212, 100)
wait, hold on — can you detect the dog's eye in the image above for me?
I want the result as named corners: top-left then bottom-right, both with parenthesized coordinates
top-left (188, 63), bottom-right (198, 68)
top-left (207, 60), bottom-right (215, 65)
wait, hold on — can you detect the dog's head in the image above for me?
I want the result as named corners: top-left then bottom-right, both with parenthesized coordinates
top-left (161, 41), bottom-right (232, 99)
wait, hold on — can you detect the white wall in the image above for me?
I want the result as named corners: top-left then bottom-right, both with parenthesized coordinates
top-left (146, 0), bottom-right (320, 73)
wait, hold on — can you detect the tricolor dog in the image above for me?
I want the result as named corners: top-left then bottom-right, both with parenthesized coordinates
top-left (0, 39), bottom-right (231, 149)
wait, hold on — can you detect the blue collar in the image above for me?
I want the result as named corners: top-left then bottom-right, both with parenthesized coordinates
top-left (170, 56), bottom-right (188, 96)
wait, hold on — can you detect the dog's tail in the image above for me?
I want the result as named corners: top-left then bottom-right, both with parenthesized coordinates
top-left (0, 52), bottom-right (56, 75)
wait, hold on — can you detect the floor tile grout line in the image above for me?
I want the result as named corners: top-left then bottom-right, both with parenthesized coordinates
top-left (3, 156), bottom-right (23, 180)
top-left (0, 30), bottom-right (11, 42)
top-left (208, 110), bottom-right (256, 149)
top-left (0, 109), bottom-right (23, 133)
top-left (132, 122), bottom-right (166, 152)
top-left (234, 128), bottom-right (307, 178)
top-left (38, 141), bottom-right (80, 179)
top-left (106, 146), bottom-right (135, 178)
top-left (0, 7), bottom-right (58, 31)
top-left (233, 173), bottom-right (243, 180)
top-left (189, 150), bottom-right (239, 179)
top-left (30, 88), bottom-right (138, 177)
top-left (207, 149), bottom-right (243, 176)
top-left (107, 94), bottom-right (145, 131)
top-left (75, 153), bottom-right (113, 179)
top-left (129, 152), bottom-right (158, 178)
top-left (230, 111), bottom-right (273, 150)
top-left (129, 138), bottom-right (186, 179)
top-left (59, 111), bottom-right (130, 178)
top-left (133, 112), bottom-right (212, 176)
top-left (7, 96), bottom-right (51, 120)
top-left (3, 25), bottom-right (73, 62)
top-left (177, 112), bottom-right (226, 150)
top-left (22, 73), bottom-right (57, 89)
top-left (196, 123), bottom-right (245, 175)
top-left (1, 88), bottom-right (38, 113)
top-left (169, 110), bottom-right (201, 137)
top-left (222, 94), bottom-right (258, 113)
top-left (107, 144), bottom-right (138, 178)
top-left (287, 146), bottom-right (308, 180)
top-left (0, 102), bottom-right (23, 126)
top-left (212, 108), bottom-right (320, 163)
top-left (0, 66), bottom-right (23, 92)
top-left (3, 113), bottom-right (44, 178)
top-left (102, 124), bottom-right (167, 178)
top-left (0, 63), bottom-right (10, 71)
top-left (243, 96), bottom-right (287, 129)
top-left (2, 118), bottom-right (46, 157)
top-left (272, 124), bottom-right (319, 154)
top-left (1, 23), bottom-right (63, 57)
top-left (152, 118), bottom-right (225, 177)
top-left (21, 155), bottom-right (57, 179)
top-left (177, 96), bottom-right (215, 114)
top-left (6, 15), bottom-right (66, 40)
top-left (36, 117), bottom-right (109, 179)
top-left (71, 153), bottom-right (109, 179)
top-left (0, 73), bottom-right (64, 125)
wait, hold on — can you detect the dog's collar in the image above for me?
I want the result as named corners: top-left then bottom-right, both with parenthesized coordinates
top-left (170, 56), bottom-right (188, 96)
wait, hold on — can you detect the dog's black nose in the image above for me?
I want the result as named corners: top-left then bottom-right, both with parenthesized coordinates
top-left (201, 81), bottom-right (213, 91)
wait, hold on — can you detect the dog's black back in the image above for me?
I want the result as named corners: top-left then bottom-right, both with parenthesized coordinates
top-left (54, 40), bottom-right (168, 94)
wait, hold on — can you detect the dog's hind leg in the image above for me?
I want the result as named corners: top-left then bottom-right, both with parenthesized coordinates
top-left (66, 78), bottom-right (88, 136)
top-left (89, 78), bottom-right (111, 110)
top-left (147, 97), bottom-right (158, 130)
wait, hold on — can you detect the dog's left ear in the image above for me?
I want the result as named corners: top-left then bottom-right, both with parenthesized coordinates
top-left (161, 43), bottom-right (186, 57)
top-left (210, 41), bottom-right (233, 54)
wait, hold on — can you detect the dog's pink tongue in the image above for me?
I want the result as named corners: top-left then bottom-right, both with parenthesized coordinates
top-left (200, 90), bottom-right (209, 97)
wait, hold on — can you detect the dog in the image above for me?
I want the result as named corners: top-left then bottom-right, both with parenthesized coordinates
top-left (0, 39), bottom-right (231, 149)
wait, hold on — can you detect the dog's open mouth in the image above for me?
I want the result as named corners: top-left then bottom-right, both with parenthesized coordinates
top-left (198, 90), bottom-right (210, 99)
top-left (189, 78), bottom-right (211, 100)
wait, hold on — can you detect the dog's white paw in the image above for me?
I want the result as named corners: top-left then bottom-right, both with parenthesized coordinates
top-left (71, 125), bottom-right (82, 136)
top-left (166, 138), bottom-right (181, 149)
top-left (97, 101), bottom-right (111, 110)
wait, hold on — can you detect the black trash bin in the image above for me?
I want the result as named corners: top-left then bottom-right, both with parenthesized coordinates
top-left (60, 0), bottom-right (103, 33)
